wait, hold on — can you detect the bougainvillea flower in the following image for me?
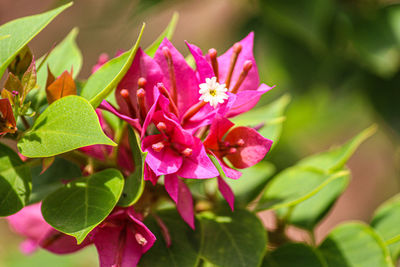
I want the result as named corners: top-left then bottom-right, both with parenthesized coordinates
top-left (164, 174), bottom-right (195, 229)
top-left (186, 32), bottom-right (274, 118)
top-left (92, 207), bottom-right (156, 267)
top-left (7, 203), bottom-right (91, 254)
top-left (204, 115), bottom-right (273, 170)
top-left (204, 115), bottom-right (273, 209)
top-left (0, 98), bottom-right (17, 135)
top-left (142, 110), bottom-right (218, 179)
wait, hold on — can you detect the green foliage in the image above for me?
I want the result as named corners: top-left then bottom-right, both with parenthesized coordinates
top-left (257, 126), bottom-right (375, 212)
top-left (118, 127), bottom-right (147, 206)
top-left (18, 96), bottom-right (116, 157)
top-left (0, 143), bottom-right (31, 216)
top-left (145, 12), bottom-right (179, 57)
top-left (198, 209), bottom-right (267, 267)
top-left (371, 193), bottom-right (400, 260)
top-left (41, 168), bottom-right (124, 244)
top-left (319, 222), bottom-right (394, 267)
top-left (29, 158), bottom-right (82, 204)
top-left (0, 2), bottom-right (72, 77)
top-left (262, 243), bottom-right (327, 267)
top-left (80, 24), bottom-right (145, 108)
top-left (140, 209), bottom-right (200, 267)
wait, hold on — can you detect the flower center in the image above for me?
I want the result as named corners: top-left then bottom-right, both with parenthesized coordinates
top-left (199, 77), bottom-right (229, 108)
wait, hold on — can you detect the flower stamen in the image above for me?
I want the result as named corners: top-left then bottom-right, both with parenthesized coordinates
top-left (120, 89), bottom-right (137, 118)
top-left (225, 43), bottom-right (242, 89)
top-left (162, 47), bottom-right (178, 105)
top-left (208, 48), bottom-right (219, 82)
top-left (230, 60), bottom-right (252, 94)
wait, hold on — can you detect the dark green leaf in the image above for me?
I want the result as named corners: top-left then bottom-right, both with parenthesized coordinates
top-left (0, 2), bottom-right (72, 77)
top-left (81, 24), bottom-right (145, 108)
top-left (118, 127), bottom-right (147, 206)
top-left (42, 168), bottom-right (124, 244)
top-left (371, 193), bottom-right (400, 260)
top-left (29, 158), bottom-right (82, 204)
top-left (262, 243), bottom-right (327, 267)
top-left (319, 222), bottom-right (394, 267)
top-left (140, 209), bottom-right (200, 267)
top-left (145, 12), bottom-right (179, 57)
top-left (199, 209), bottom-right (267, 267)
top-left (0, 143), bottom-right (31, 216)
top-left (18, 95), bottom-right (116, 157)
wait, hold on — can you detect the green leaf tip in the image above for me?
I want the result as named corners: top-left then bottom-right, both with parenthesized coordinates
top-left (87, 23), bottom-right (145, 108)
top-left (145, 12), bottom-right (179, 57)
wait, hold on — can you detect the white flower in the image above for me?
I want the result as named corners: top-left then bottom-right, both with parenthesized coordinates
top-left (199, 77), bottom-right (229, 108)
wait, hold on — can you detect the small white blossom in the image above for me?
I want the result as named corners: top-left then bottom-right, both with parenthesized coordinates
top-left (199, 77), bottom-right (229, 108)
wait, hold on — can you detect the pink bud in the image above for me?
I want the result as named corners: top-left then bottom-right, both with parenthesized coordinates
top-left (156, 122), bottom-right (167, 131)
top-left (138, 77), bottom-right (147, 88)
top-left (152, 142), bottom-right (164, 152)
top-left (233, 43), bottom-right (242, 54)
top-left (182, 148), bottom-right (193, 157)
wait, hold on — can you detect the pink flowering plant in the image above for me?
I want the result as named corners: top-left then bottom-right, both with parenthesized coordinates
top-left (0, 3), bottom-right (397, 267)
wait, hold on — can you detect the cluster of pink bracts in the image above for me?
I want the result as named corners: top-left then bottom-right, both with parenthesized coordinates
top-left (7, 32), bottom-right (273, 267)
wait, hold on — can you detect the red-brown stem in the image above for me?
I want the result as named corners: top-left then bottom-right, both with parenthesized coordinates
top-left (225, 43), bottom-right (242, 89)
top-left (182, 101), bottom-right (206, 124)
top-left (208, 48), bottom-right (219, 82)
top-left (230, 60), bottom-right (252, 94)
top-left (120, 89), bottom-right (137, 118)
top-left (157, 83), bottom-right (179, 116)
top-left (162, 47), bottom-right (178, 105)
top-left (137, 88), bottom-right (147, 122)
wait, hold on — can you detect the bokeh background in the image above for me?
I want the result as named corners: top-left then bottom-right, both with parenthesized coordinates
top-left (1, 0), bottom-right (400, 266)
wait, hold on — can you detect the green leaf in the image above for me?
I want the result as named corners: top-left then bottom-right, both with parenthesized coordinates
top-left (0, 143), bottom-right (31, 216)
top-left (41, 168), bottom-right (124, 244)
top-left (277, 173), bottom-right (349, 230)
top-left (199, 209), bottom-right (267, 267)
top-left (18, 95), bottom-right (116, 157)
top-left (231, 94), bottom-right (290, 148)
top-left (0, 2), bottom-right (72, 77)
top-left (297, 125), bottom-right (377, 173)
top-left (262, 243), bottom-right (327, 267)
top-left (256, 167), bottom-right (349, 211)
top-left (371, 193), bottom-right (400, 260)
top-left (34, 28), bottom-right (82, 107)
top-left (0, 34), bottom-right (10, 41)
top-left (319, 222), bottom-right (394, 267)
top-left (224, 161), bottom-right (275, 207)
top-left (145, 12), bottom-right (179, 57)
top-left (81, 24), bottom-right (145, 108)
top-left (118, 127), bottom-right (147, 206)
top-left (140, 209), bottom-right (200, 267)
top-left (29, 158), bottom-right (82, 204)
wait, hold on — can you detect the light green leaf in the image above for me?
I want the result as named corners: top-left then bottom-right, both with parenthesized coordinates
top-left (0, 143), bottom-right (31, 216)
top-left (140, 209), bottom-right (200, 267)
top-left (371, 193), bottom-right (400, 260)
top-left (118, 127), bottom-right (147, 207)
top-left (208, 154), bottom-right (228, 180)
top-left (41, 168), bottom-right (124, 244)
top-left (232, 94), bottom-right (290, 148)
top-left (0, 2), bottom-right (72, 77)
top-left (262, 243), bottom-right (327, 267)
top-left (0, 35), bottom-right (10, 41)
top-left (81, 24), bottom-right (145, 108)
top-left (319, 222), bottom-right (394, 267)
top-left (34, 28), bottom-right (82, 107)
top-left (199, 209), bottom-right (267, 267)
top-left (256, 167), bottom-right (349, 211)
top-left (145, 12), bottom-right (179, 57)
top-left (29, 158), bottom-right (81, 204)
top-left (277, 174), bottom-right (349, 230)
top-left (297, 125), bottom-right (377, 173)
top-left (18, 95), bottom-right (116, 158)
top-left (224, 161), bottom-right (275, 207)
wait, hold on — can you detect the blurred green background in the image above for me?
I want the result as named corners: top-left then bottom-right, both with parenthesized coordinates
top-left (1, 0), bottom-right (400, 266)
